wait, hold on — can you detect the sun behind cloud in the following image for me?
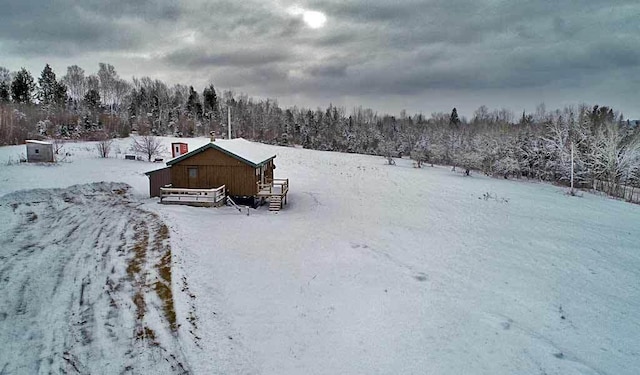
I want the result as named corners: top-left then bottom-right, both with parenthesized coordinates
top-left (302, 10), bottom-right (326, 29)
top-left (287, 5), bottom-right (327, 29)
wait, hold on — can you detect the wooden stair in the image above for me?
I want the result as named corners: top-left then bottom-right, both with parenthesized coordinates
top-left (269, 195), bottom-right (282, 211)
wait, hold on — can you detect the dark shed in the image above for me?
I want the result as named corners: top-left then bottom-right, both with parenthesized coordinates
top-left (144, 166), bottom-right (171, 198)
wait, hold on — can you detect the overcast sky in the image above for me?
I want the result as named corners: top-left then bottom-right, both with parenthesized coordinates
top-left (1, 0), bottom-right (639, 119)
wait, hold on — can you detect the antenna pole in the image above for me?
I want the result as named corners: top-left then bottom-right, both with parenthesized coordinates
top-left (228, 107), bottom-right (232, 139)
top-left (570, 141), bottom-right (574, 195)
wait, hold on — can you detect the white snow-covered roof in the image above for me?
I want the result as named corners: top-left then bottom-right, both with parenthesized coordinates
top-left (26, 140), bottom-right (53, 145)
top-left (166, 138), bottom-right (276, 167)
top-left (211, 138), bottom-right (276, 166)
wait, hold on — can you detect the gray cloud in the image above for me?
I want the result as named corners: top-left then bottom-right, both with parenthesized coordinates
top-left (75, 0), bottom-right (182, 21)
top-left (0, 0), bottom-right (180, 55)
top-left (306, 63), bottom-right (348, 78)
top-left (1, 0), bottom-right (639, 118)
top-left (164, 47), bottom-right (294, 68)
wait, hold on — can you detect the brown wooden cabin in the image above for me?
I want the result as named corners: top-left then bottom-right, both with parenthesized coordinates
top-left (146, 139), bottom-right (278, 204)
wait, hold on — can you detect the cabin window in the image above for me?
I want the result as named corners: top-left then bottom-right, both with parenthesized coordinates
top-left (188, 167), bottom-right (198, 178)
top-left (35, 149), bottom-right (39, 154)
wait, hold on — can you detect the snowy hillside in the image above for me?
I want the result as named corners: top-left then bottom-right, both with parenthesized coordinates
top-left (1, 137), bottom-right (639, 374)
top-left (0, 183), bottom-right (189, 374)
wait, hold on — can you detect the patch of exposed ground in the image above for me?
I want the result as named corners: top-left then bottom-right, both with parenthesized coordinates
top-left (0, 183), bottom-right (191, 374)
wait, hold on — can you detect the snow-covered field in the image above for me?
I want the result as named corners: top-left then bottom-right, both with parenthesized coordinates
top-left (0, 183), bottom-right (189, 374)
top-left (1, 137), bottom-right (639, 374)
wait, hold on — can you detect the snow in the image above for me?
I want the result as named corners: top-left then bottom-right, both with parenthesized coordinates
top-left (1, 137), bottom-right (639, 374)
top-left (209, 138), bottom-right (276, 166)
top-left (0, 183), bottom-right (188, 374)
top-left (0, 137), bottom-right (210, 198)
top-left (163, 138), bottom-right (276, 169)
top-left (25, 140), bottom-right (53, 145)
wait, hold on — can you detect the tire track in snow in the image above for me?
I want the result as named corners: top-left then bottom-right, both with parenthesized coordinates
top-left (0, 183), bottom-right (191, 374)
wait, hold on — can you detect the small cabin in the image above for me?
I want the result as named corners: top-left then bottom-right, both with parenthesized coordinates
top-left (146, 138), bottom-right (289, 210)
top-left (171, 142), bottom-right (188, 158)
top-left (26, 140), bottom-right (54, 162)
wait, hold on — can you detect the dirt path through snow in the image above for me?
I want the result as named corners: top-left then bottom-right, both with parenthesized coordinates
top-left (0, 183), bottom-right (191, 374)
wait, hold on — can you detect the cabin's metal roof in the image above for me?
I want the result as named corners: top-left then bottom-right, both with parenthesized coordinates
top-left (166, 138), bottom-right (276, 168)
top-left (144, 166), bottom-right (171, 176)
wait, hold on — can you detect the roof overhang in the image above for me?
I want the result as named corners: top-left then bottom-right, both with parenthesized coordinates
top-left (144, 166), bottom-right (171, 176)
top-left (166, 141), bottom-right (276, 168)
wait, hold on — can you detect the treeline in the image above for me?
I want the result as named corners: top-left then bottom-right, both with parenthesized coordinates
top-left (1, 63), bottom-right (639, 202)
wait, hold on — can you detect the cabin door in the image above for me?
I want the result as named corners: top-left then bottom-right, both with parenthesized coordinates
top-left (187, 167), bottom-right (198, 188)
top-left (260, 166), bottom-right (265, 185)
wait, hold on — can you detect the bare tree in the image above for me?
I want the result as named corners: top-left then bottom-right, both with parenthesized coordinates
top-left (112, 79), bottom-right (131, 109)
top-left (96, 137), bottom-right (113, 158)
top-left (98, 62), bottom-right (118, 107)
top-left (52, 139), bottom-right (64, 155)
top-left (62, 65), bottom-right (87, 103)
top-left (86, 75), bottom-right (99, 93)
top-left (131, 135), bottom-right (165, 161)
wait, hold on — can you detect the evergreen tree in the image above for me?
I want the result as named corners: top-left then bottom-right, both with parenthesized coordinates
top-left (0, 81), bottom-right (9, 102)
top-left (83, 89), bottom-right (101, 130)
top-left (202, 84), bottom-right (220, 130)
top-left (0, 66), bottom-right (10, 102)
top-left (186, 86), bottom-right (202, 120)
top-left (38, 64), bottom-right (58, 106)
top-left (84, 89), bottom-right (101, 112)
top-left (284, 108), bottom-right (295, 142)
top-left (450, 107), bottom-right (460, 126)
top-left (11, 68), bottom-right (36, 104)
top-left (54, 82), bottom-right (68, 108)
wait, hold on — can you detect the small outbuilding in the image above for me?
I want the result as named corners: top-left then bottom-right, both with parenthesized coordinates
top-left (25, 140), bottom-right (54, 163)
top-left (171, 142), bottom-right (188, 158)
top-left (144, 166), bottom-right (171, 198)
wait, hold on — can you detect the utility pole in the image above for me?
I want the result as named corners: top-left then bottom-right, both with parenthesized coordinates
top-left (228, 106), bottom-right (232, 139)
top-left (570, 141), bottom-right (575, 195)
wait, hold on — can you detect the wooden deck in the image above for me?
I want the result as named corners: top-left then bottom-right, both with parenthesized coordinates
top-left (160, 185), bottom-right (226, 207)
top-left (257, 178), bottom-right (289, 211)
top-left (157, 178), bottom-right (290, 211)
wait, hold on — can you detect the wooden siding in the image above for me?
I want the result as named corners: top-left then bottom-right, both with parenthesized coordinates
top-left (264, 160), bottom-right (274, 181)
top-left (170, 147), bottom-right (274, 197)
top-left (147, 168), bottom-right (171, 198)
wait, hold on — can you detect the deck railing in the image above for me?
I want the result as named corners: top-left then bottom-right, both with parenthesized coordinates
top-left (258, 178), bottom-right (289, 195)
top-left (160, 185), bottom-right (226, 205)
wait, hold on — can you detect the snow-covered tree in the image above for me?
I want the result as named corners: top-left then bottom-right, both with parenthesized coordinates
top-left (380, 139), bottom-right (397, 165)
top-left (62, 65), bottom-right (87, 103)
top-left (98, 63), bottom-right (118, 107)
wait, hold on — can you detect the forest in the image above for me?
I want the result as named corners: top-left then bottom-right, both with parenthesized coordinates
top-left (1, 63), bottom-right (639, 203)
